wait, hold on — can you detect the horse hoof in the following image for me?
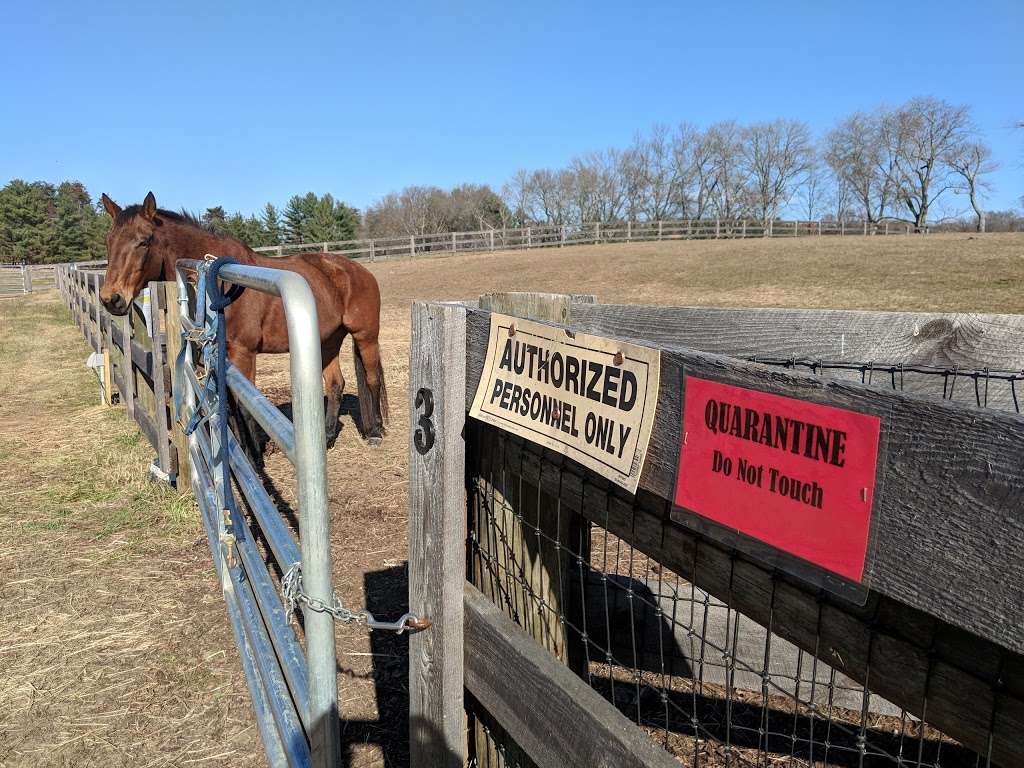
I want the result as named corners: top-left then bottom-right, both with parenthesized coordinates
top-left (367, 436), bottom-right (383, 447)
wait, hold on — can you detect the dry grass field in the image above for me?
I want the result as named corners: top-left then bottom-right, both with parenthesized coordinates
top-left (2, 232), bottom-right (1022, 767)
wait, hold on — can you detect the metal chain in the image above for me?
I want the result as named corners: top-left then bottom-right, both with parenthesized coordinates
top-left (281, 564), bottom-right (431, 635)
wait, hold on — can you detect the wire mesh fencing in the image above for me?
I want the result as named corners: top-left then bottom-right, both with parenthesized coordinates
top-left (465, 389), bottom-right (1006, 768)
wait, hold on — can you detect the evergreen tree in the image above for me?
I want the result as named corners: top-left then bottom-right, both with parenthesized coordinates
top-left (306, 195), bottom-right (342, 242)
top-left (284, 192), bottom-right (317, 243)
top-left (333, 199), bottom-right (360, 241)
top-left (0, 180), bottom-right (56, 263)
top-left (202, 206), bottom-right (228, 235)
top-left (262, 203), bottom-right (283, 245)
top-left (53, 181), bottom-right (94, 263)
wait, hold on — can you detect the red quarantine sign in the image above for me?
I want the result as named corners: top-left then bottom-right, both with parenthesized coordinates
top-left (674, 376), bottom-right (882, 583)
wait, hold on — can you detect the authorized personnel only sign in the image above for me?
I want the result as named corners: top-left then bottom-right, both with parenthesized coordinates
top-left (674, 377), bottom-right (882, 583)
top-left (470, 314), bottom-right (661, 493)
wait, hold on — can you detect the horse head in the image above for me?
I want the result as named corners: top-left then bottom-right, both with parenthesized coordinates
top-left (98, 191), bottom-right (165, 315)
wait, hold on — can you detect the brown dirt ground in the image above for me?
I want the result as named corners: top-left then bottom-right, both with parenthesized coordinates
top-left (2, 232), bottom-right (1022, 767)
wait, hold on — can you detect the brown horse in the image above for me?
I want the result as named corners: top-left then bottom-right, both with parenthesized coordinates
top-left (98, 191), bottom-right (388, 450)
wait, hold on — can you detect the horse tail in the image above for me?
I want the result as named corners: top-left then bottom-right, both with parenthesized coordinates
top-left (354, 341), bottom-right (389, 438)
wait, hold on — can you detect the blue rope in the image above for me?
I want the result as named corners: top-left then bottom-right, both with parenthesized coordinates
top-left (204, 258), bottom-right (246, 511)
top-left (173, 258), bottom-right (245, 509)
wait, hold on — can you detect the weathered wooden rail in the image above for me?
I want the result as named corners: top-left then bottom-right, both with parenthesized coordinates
top-left (409, 292), bottom-right (1024, 768)
top-left (55, 264), bottom-right (178, 484)
top-left (252, 217), bottom-right (924, 261)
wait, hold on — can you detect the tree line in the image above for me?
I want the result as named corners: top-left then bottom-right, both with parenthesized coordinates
top-left (0, 185), bottom-right (361, 263)
top-left (492, 97), bottom-right (1005, 233)
top-left (2, 96), bottom-right (1018, 264)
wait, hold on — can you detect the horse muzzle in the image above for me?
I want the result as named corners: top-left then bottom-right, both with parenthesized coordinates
top-left (102, 293), bottom-right (130, 316)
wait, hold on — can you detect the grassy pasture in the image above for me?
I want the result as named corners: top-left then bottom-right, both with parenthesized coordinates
top-left (1, 232), bottom-right (1021, 766)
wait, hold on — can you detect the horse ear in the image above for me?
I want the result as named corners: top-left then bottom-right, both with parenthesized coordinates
top-left (141, 191), bottom-right (157, 220)
top-left (101, 193), bottom-right (122, 219)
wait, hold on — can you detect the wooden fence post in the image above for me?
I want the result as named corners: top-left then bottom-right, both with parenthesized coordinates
top-left (794, 220), bottom-right (799, 236)
top-left (885, 221), bottom-right (889, 235)
top-left (658, 220), bottom-right (663, 239)
top-left (409, 301), bottom-right (468, 768)
top-left (841, 220), bottom-right (846, 236)
top-left (410, 235), bottom-right (416, 257)
top-left (149, 283), bottom-right (173, 482)
top-left (594, 222), bottom-right (600, 243)
top-left (120, 311), bottom-right (136, 422)
top-left (560, 225), bottom-right (566, 246)
top-left (89, 273), bottom-right (101, 354)
top-left (526, 226), bottom-right (532, 248)
top-left (452, 231), bottom-right (457, 253)
top-left (863, 220), bottom-right (868, 235)
top-left (164, 282), bottom-right (191, 491)
top-left (369, 240), bottom-right (376, 262)
top-left (818, 220), bottom-right (823, 236)
top-left (22, 265), bottom-right (32, 293)
top-left (627, 220), bottom-right (632, 242)
top-left (715, 218), bottom-right (720, 238)
top-left (489, 230), bottom-right (495, 251)
top-left (322, 242), bottom-right (329, 252)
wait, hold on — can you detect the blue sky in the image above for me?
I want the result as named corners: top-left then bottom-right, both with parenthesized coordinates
top-left (1, 0), bottom-right (1020, 217)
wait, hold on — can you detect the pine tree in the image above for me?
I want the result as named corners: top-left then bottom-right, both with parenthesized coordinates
top-left (332, 199), bottom-right (360, 241)
top-left (0, 180), bottom-right (56, 263)
top-left (202, 206), bottom-right (228, 235)
top-left (305, 195), bottom-right (342, 242)
top-left (53, 181), bottom-right (93, 263)
top-left (262, 203), bottom-right (283, 245)
top-left (284, 193), bottom-right (317, 243)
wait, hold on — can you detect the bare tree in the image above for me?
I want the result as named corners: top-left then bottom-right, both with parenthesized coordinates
top-left (501, 170), bottom-right (533, 227)
top-left (824, 111), bottom-right (894, 223)
top-left (796, 155), bottom-right (829, 221)
top-left (741, 119), bottom-right (814, 225)
top-left (618, 141), bottom-right (648, 221)
top-left (590, 148), bottom-right (628, 222)
top-left (881, 97), bottom-right (973, 229)
top-left (705, 121), bottom-right (750, 220)
top-left (636, 124), bottom-right (680, 220)
top-left (947, 141), bottom-right (997, 232)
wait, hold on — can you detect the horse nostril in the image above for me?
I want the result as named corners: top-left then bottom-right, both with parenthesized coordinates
top-left (107, 294), bottom-right (127, 314)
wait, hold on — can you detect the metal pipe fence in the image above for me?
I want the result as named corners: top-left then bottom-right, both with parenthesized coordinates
top-left (174, 259), bottom-right (340, 767)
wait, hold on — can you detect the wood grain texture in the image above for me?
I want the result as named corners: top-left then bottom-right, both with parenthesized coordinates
top-left (148, 283), bottom-right (173, 476)
top-left (479, 426), bottom-right (1024, 767)
top-left (464, 583), bottom-right (679, 768)
top-left (164, 282), bottom-right (191, 490)
top-left (408, 301), bottom-right (467, 768)
top-left (571, 303), bottom-right (1024, 411)
top-left (464, 307), bottom-right (1024, 657)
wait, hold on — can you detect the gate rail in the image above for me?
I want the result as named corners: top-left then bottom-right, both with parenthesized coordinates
top-left (174, 259), bottom-right (340, 768)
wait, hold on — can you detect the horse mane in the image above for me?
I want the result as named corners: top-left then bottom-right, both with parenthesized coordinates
top-left (115, 205), bottom-right (212, 231)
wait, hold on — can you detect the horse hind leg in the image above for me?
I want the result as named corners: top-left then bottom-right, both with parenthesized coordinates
top-left (322, 350), bottom-right (346, 450)
top-left (353, 335), bottom-right (388, 445)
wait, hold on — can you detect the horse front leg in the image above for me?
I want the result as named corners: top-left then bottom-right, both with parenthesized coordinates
top-left (226, 345), bottom-right (264, 470)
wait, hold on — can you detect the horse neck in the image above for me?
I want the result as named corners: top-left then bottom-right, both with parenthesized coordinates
top-left (157, 221), bottom-right (256, 280)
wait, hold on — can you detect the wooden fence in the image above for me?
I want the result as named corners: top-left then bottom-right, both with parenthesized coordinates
top-left (408, 293), bottom-right (1024, 768)
top-left (55, 264), bottom-right (179, 485)
top-left (3, 263), bottom-right (81, 295)
top-left (253, 218), bottom-right (923, 262)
